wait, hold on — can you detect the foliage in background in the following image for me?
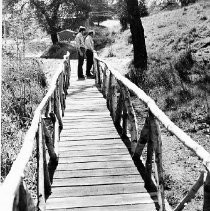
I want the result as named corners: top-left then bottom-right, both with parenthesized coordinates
top-left (1, 48), bottom-right (47, 199)
top-left (180, 0), bottom-right (197, 6)
top-left (3, 0), bottom-right (91, 44)
top-left (41, 42), bottom-right (78, 59)
top-left (41, 25), bottom-right (114, 59)
top-left (116, 0), bottom-right (149, 31)
top-left (93, 26), bottom-right (114, 51)
top-left (90, 0), bottom-right (114, 26)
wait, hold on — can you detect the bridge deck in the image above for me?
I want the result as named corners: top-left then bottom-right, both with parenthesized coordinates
top-left (46, 61), bottom-right (157, 210)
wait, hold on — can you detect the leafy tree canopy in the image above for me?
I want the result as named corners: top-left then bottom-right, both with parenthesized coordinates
top-left (89, 0), bottom-right (114, 25)
top-left (3, 0), bottom-right (91, 43)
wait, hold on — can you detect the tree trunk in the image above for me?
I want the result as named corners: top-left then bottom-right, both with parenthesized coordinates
top-left (51, 33), bottom-right (58, 45)
top-left (125, 0), bottom-right (147, 71)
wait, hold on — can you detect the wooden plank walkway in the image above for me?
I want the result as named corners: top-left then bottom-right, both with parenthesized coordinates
top-left (46, 60), bottom-right (157, 211)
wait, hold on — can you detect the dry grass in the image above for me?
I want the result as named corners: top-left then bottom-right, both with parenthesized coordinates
top-left (1, 51), bottom-right (47, 199)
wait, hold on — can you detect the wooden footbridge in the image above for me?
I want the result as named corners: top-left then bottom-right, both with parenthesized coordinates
top-left (45, 60), bottom-right (157, 211)
top-left (1, 52), bottom-right (210, 211)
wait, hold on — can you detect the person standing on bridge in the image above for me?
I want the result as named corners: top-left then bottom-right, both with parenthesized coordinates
top-left (85, 30), bottom-right (95, 78)
top-left (75, 26), bottom-right (86, 80)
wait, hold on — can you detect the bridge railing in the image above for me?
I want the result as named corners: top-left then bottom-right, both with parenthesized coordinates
top-left (0, 52), bottom-right (71, 211)
top-left (93, 54), bottom-right (210, 211)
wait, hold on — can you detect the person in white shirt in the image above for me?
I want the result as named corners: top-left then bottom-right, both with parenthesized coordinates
top-left (85, 30), bottom-right (95, 78)
top-left (75, 26), bottom-right (86, 79)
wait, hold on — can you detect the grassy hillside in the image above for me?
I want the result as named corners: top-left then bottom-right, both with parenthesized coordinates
top-left (100, 0), bottom-right (210, 123)
top-left (100, 1), bottom-right (210, 210)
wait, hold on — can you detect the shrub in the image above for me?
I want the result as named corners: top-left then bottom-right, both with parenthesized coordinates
top-left (180, 0), bottom-right (197, 7)
top-left (138, 0), bottom-right (149, 17)
top-left (2, 56), bottom-right (47, 127)
top-left (94, 36), bottom-right (113, 51)
top-left (1, 52), bottom-right (46, 197)
top-left (27, 40), bottom-right (49, 54)
top-left (144, 62), bottom-right (179, 91)
top-left (41, 42), bottom-right (78, 59)
top-left (174, 49), bottom-right (194, 82)
top-left (93, 26), bottom-right (114, 51)
top-left (107, 47), bottom-right (116, 57)
top-left (165, 97), bottom-right (177, 110)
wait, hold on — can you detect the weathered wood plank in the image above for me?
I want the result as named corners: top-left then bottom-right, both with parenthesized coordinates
top-left (60, 136), bottom-right (122, 142)
top-left (50, 183), bottom-right (147, 198)
top-left (60, 134), bottom-right (120, 140)
top-left (58, 138), bottom-right (125, 147)
top-left (46, 192), bottom-right (157, 210)
top-left (46, 203), bottom-right (157, 211)
top-left (59, 144), bottom-right (125, 152)
top-left (61, 124), bottom-right (114, 129)
top-left (62, 116), bottom-right (112, 121)
top-left (62, 124), bottom-right (113, 129)
top-left (59, 148), bottom-right (129, 157)
top-left (62, 119), bottom-right (113, 123)
top-left (61, 128), bottom-right (117, 134)
top-left (56, 160), bottom-right (135, 171)
top-left (58, 154), bottom-right (131, 163)
top-left (63, 112), bottom-right (110, 117)
top-left (54, 167), bottom-right (139, 178)
top-left (61, 132), bottom-right (119, 138)
top-left (52, 175), bottom-right (144, 187)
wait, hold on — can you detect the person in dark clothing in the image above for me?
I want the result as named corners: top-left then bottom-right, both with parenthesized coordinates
top-left (75, 26), bottom-right (86, 80)
top-left (85, 30), bottom-right (95, 78)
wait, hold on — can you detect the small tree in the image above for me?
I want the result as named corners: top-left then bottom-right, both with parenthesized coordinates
top-left (125, 0), bottom-right (147, 84)
top-left (4, 0), bottom-right (91, 44)
top-left (30, 0), bottom-right (90, 44)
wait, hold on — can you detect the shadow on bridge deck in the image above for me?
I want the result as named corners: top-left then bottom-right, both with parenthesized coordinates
top-left (46, 60), bottom-right (159, 211)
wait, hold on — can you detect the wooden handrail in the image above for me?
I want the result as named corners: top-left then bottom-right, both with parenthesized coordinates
top-left (0, 52), bottom-right (70, 211)
top-left (94, 53), bottom-right (210, 211)
top-left (94, 54), bottom-right (210, 172)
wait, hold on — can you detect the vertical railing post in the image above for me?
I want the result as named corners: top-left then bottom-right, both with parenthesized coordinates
top-left (107, 73), bottom-right (114, 113)
top-left (150, 111), bottom-right (165, 211)
top-left (102, 66), bottom-right (107, 98)
top-left (96, 60), bottom-right (101, 87)
top-left (53, 115), bottom-right (60, 157)
top-left (204, 171), bottom-right (210, 211)
top-left (42, 126), bottom-right (52, 200)
top-left (134, 116), bottom-right (149, 157)
top-left (59, 73), bottom-right (64, 117)
top-left (122, 103), bottom-right (128, 137)
top-left (114, 92), bottom-right (123, 126)
top-left (43, 121), bottom-right (58, 183)
top-left (54, 89), bottom-right (63, 132)
top-left (67, 55), bottom-right (71, 89)
top-left (37, 117), bottom-right (45, 211)
top-left (145, 111), bottom-right (154, 189)
top-left (13, 179), bottom-right (35, 211)
top-left (121, 86), bottom-right (138, 155)
top-left (45, 99), bottom-right (50, 118)
top-left (111, 76), bottom-right (117, 121)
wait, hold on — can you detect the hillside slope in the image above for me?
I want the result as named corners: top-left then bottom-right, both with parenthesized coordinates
top-left (100, 0), bottom-right (210, 72)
